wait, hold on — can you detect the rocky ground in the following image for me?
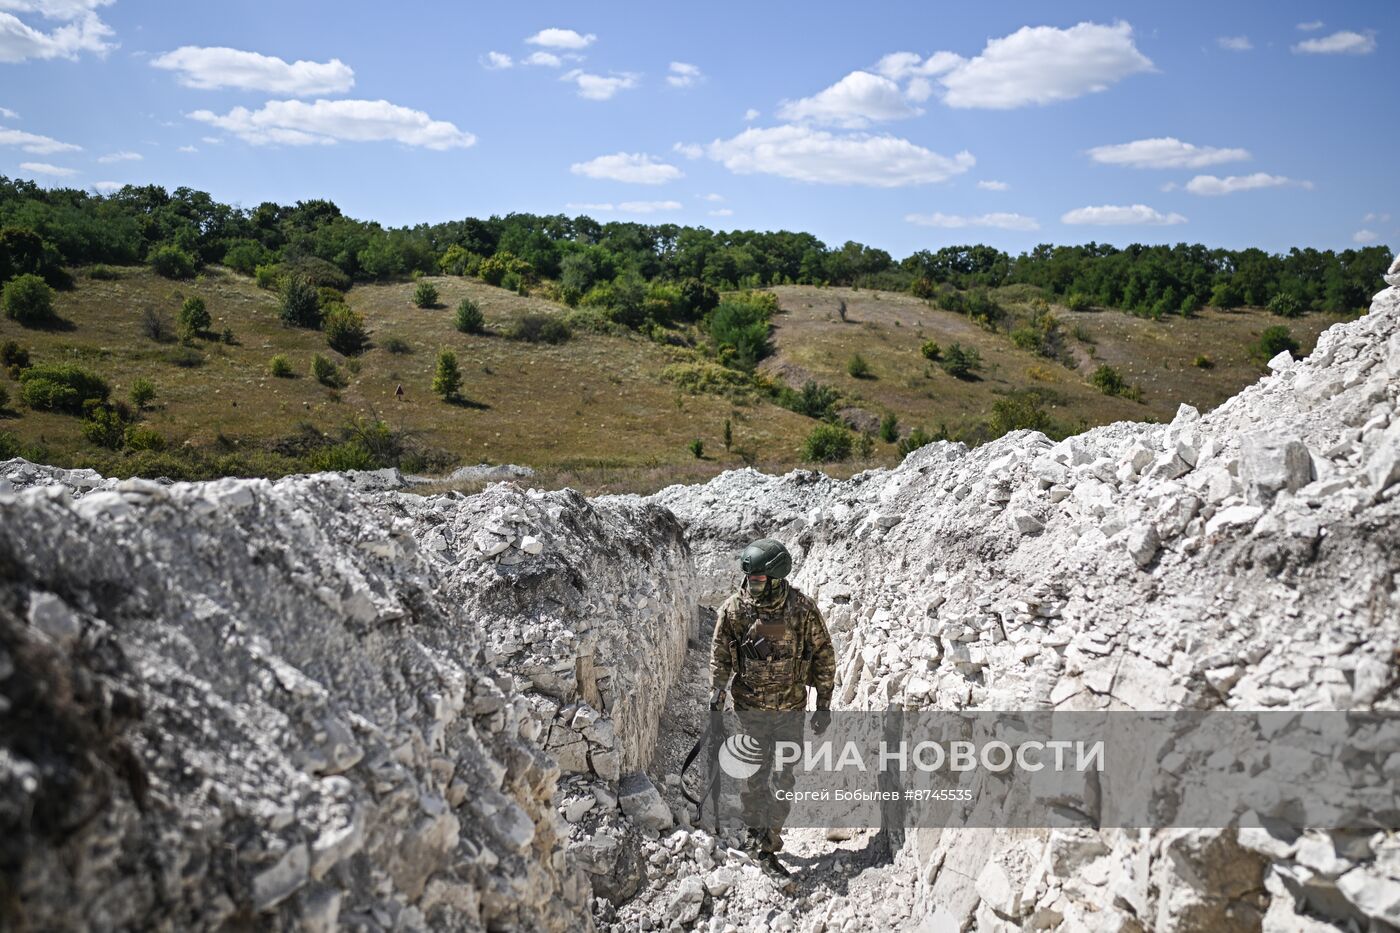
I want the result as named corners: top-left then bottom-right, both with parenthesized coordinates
top-left (1, 259), bottom-right (1398, 931)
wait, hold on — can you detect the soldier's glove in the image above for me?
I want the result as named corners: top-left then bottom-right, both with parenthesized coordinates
top-left (709, 688), bottom-right (727, 711)
top-left (811, 709), bottom-right (832, 735)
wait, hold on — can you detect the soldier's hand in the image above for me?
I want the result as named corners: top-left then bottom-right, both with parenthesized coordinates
top-left (811, 709), bottom-right (831, 735)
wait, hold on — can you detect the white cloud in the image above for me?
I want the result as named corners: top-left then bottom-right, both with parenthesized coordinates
top-left (937, 21), bottom-right (1153, 109)
top-left (200, 135), bottom-right (221, 144)
top-left (0, 0), bottom-right (114, 63)
top-left (560, 69), bottom-right (638, 100)
top-left (667, 61), bottom-right (702, 88)
top-left (977, 179), bottom-right (1009, 191)
top-left (701, 124), bottom-right (974, 188)
top-left (905, 211), bottom-right (1039, 231)
top-left (570, 152), bottom-right (682, 185)
top-left (190, 98), bottom-right (476, 149)
top-left (150, 46), bottom-right (354, 95)
top-left (709, 208), bottom-right (733, 217)
top-left (1184, 172), bottom-right (1311, 195)
top-left (1061, 204), bottom-right (1187, 226)
top-left (177, 144), bottom-right (197, 153)
top-left (1297, 21), bottom-right (1325, 31)
top-left (526, 28), bottom-right (595, 50)
top-left (19, 160), bottom-right (77, 176)
top-left (523, 50), bottom-right (561, 68)
top-left (1362, 212), bottom-right (1391, 223)
top-left (1087, 137), bottom-right (1250, 169)
top-left (1352, 229), bottom-right (1378, 244)
top-left (1217, 36), bottom-right (1253, 52)
top-left (743, 108), bottom-right (759, 121)
top-left (872, 50), bottom-right (961, 81)
top-left (481, 51), bottom-right (513, 69)
top-left (0, 106), bottom-right (17, 119)
top-left (1293, 31), bottom-right (1376, 55)
top-left (564, 200), bottom-right (681, 214)
top-left (96, 149), bottom-right (140, 163)
top-left (673, 141), bottom-right (703, 159)
top-left (698, 192), bottom-right (724, 202)
top-left (0, 125), bottom-right (80, 153)
top-left (777, 70), bottom-right (922, 128)
top-left (92, 179), bottom-right (121, 193)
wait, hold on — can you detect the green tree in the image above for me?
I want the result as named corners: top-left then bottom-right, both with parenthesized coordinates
top-left (311, 354), bottom-right (343, 388)
top-left (454, 297), bottom-right (485, 334)
top-left (323, 304), bottom-right (369, 355)
top-left (919, 340), bottom-right (941, 361)
top-left (149, 245), bottom-right (196, 279)
top-left (1267, 291), bottom-right (1304, 318)
top-left (723, 418), bottom-right (732, 451)
top-left (1090, 364), bottom-right (1128, 396)
top-left (269, 354), bottom-right (294, 377)
top-left (130, 377), bottom-right (156, 409)
top-left (706, 299), bottom-right (771, 368)
top-left (412, 281), bottom-right (439, 308)
top-left (179, 295), bottom-right (210, 336)
top-left (688, 438), bottom-right (704, 459)
top-left (879, 411), bottom-right (898, 443)
top-left (801, 423), bottom-right (853, 462)
top-left (82, 406), bottom-right (127, 449)
top-left (433, 349), bottom-right (463, 400)
top-left (940, 343), bottom-right (981, 379)
top-left (1253, 325), bottom-right (1300, 361)
top-left (1, 273), bottom-right (56, 326)
top-left (897, 426), bottom-right (935, 456)
top-left (19, 363), bottom-right (109, 413)
top-left (508, 314), bottom-right (570, 343)
top-left (279, 274), bottom-right (322, 328)
top-left (847, 353), bottom-right (872, 379)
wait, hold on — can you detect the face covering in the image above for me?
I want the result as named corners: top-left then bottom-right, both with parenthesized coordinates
top-left (746, 575), bottom-right (769, 598)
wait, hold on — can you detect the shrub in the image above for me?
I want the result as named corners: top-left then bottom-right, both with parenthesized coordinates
top-left (688, 438), bottom-right (704, 459)
top-left (1253, 325), bottom-right (1300, 361)
top-left (706, 299), bottom-right (771, 368)
top-left (1064, 292), bottom-right (1091, 312)
top-left (1, 340), bottom-right (30, 377)
top-left (1089, 364), bottom-right (1128, 396)
top-left (323, 304), bottom-right (369, 355)
top-left (1010, 327), bottom-right (1040, 352)
top-left (987, 390), bottom-right (1059, 438)
top-left (879, 411), bottom-right (899, 443)
top-left (801, 423), bottom-right (853, 462)
top-left (412, 281), bottom-right (439, 308)
top-left (1267, 292), bottom-right (1304, 318)
top-left (919, 340), bottom-right (941, 361)
top-left (439, 244), bottom-right (483, 276)
top-left (223, 239), bottom-right (270, 276)
top-left (19, 363), bottom-right (109, 413)
top-left (897, 426), bottom-right (935, 456)
top-left (130, 377), bottom-right (156, 409)
top-left (282, 256), bottom-right (351, 291)
top-left (279, 275), bottom-right (321, 328)
top-left (433, 349), bottom-right (462, 400)
top-left (269, 354), bottom-right (294, 377)
top-left (149, 245), bottom-right (196, 279)
top-left (723, 418), bottom-right (732, 450)
top-left (2, 273), bottom-right (56, 326)
top-left (88, 264), bottom-right (120, 280)
top-left (1210, 280), bottom-right (1242, 310)
top-left (381, 336), bottom-right (412, 354)
top-left (254, 263), bottom-right (281, 290)
top-left (82, 406), bottom-right (128, 449)
top-left (508, 314), bottom-right (570, 344)
top-left (847, 353), bottom-right (872, 379)
top-left (940, 343), bottom-right (981, 379)
top-left (311, 354), bottom-right (344, 388)
top-left (1193, 354), bottom-right (1214, 369)
top-left (479, 251), bottom-right (532, 287)
top-left (306, 441), bottom-right (376, 472)
top-left (124, 424), bottom-right (166, 452)
top-left (0, 385), bottom-right (7, 411)
top-left (777, 380), bottom-right (840, 420)
top-left (164, 346), bottom-right (205, 368)
top-left (179, 295), bottom-right (210, 335)
top-left (454, 297), bottom-right (484, 334)
top-left (317, 286), bottom-right (346, 309)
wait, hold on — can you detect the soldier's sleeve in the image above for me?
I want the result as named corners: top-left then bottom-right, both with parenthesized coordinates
top-left (807, 597), bottom-right (836, 709)
top-left (710, 601), bottom-right (738, 691)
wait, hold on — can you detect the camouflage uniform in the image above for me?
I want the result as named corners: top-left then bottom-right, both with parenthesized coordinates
top-left (710, 578), bottom-right (835, 852)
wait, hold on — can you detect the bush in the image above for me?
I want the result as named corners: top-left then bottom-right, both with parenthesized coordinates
top-left (316, 286), bottom-right (346, 309)
top-left (433, 349), bottom-right (462, 400)
top-left (987, 390), bottom-right (1059, 438)
top-left (323, 304), bottom-right (369, 355)
top-left (149, 245), bottom-right (196, 279)
top-left (87, 264), bottom-right (120, 280)
top-left (279, 274), bottom-right (322, 328)
top-left (130, 377), bottom-right (156, 409)
top-left (439, 244), bottom-right (483, 276)
top-left (688, 438), bottom-right (704, 459)
top-left (1253, 325), bottom-right (1300, 361)
top-left (1010, 326), bottom-right (1040, 352)
top-left (1193, 354), bottom-right (1214, 369)
top-left (19, 363), bottom-right (109, 413)
top-left (879, 411), bottom-right (898, 443)
top-left (919, 340), bottom-right (941, 361)
top-left (1, 339), bottom-right (30, 377)
top-left (897, 426), bottom-right (935, 456)
top-left (124, 424), bottom-right (167, 452)
top-left (0, 385), bottom-right (7, 411)
top-left (381, 336), bottom-right (412, 354)
top-left (846, 353), bottom-right (872, 379)
top-left (255, 263), bottom-right (281, 290)
top-left (508, 314), bottom-right (570, 344)
top-left (140, 307), bottom-right (174, 342)
top-left (269, 354), bottom-right (294, 377)
top-left (223, 239), bottom-right (271, 276)
top-left (282, 256), bottom-right (352, 291)
top-left (777, 380), bottom-right (840, 420)
top-left (164, 346), bottom-right (205, 368)
top-left (311, 354), bottom-right (344, 388)
top-left (1267, 291), bottom-right (1304, 318)
top-left (179, 295), bottom-right (210, 335)
top-left (2, 273), bottom-right (56, 326)
top-left (801, 423), bottom-right (853, 462)
top-left (1089, 364), bottom-right (1128, 396)
top-left (82, 406), bottom-right (128, 449)
top-left (455, 297), bottom-right (484, 334)
top-left (479, 251), bottom-right (532, 287)
top-left (412, 281), bottom-right (439, 308)
top-left (706, 299), bottom-right (771, 368)
top-left (1064, 292), bottom-right (1091, 312)
top-left (940, 343), bottom-right (981, 379)
top-left (723, 418), bottom-right (732, 450)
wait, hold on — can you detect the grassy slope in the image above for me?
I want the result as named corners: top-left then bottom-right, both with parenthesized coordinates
top-left (0, 268), bottom-right (1347, 494)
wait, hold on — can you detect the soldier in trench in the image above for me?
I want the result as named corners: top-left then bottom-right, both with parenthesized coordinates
top-left (709, 538), bottom-right (836, 878)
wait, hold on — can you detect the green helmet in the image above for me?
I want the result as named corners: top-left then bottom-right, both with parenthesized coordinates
top-left (740, 538), bottom-right (791, 579)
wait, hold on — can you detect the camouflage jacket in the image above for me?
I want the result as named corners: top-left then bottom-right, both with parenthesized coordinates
top-left (710, 581), bottom-right (836, 711)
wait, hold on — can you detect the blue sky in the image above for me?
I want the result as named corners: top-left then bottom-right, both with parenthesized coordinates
top-left (2, 1), bottom-right (1396, 258)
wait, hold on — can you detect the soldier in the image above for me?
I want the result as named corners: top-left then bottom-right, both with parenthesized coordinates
top-left (709, 537), bottom-right (835, 878)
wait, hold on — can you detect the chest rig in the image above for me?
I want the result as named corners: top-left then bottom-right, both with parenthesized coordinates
top-left (736, 600), bottom-right (808, 692)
